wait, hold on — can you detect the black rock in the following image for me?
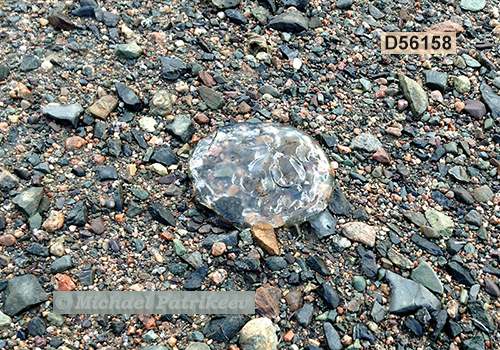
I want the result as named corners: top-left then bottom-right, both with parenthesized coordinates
top-left (72, 6), bottom-right (95, 17)
top-left (468, 300), bottom-right (496, 333)
top-left (148, 203), bottom-right (176, 226)
top-left (306, 255), bottom-right (330, 276)
top-left (203, 315), bottom-right (246, 342)
top-left (27, 317), bottom-right (46, 336)
top-left (324, 322), bottom-right (342, 350)
top-left (361, 251), bottom-right (378, 279)
top-left (214, 196), bottom-right (243, 223)
top-left (20, 54), bottom-right (41, 72)
top-left (115, 82), bottom-right (143, 111)
top-left (111, 321), bottom-right (126, 334)
top-left (26, 243), bottom-right (49, 256)
top-left (266, 256), bottom-right (287, 271)
top-left (405, 316), bottom-right (423, 336)
top-left (0, 216), bottom-right (5, 230)
top-left (336, 0), bottom-right (352, 9)
top-left (283, 0), bottom-right (309, 11)
top-left (452, 187), bottom-right (474, 204)
top-left (42, 103), bottom-right (84, 128)
top-left (296, 303), bottom-right (314, 326)
top-left (480, 81), bottom-right (500, 118)
top-left (446, 261), bottom-right (475, 286)
top-left (66, 201), bottom-right (88, 226)
top-left (49, 338), bottom-right (64, 348)
top-left (464, 209), bottom-right (482, 226)
top-left (328, 188), bottom-right (351, 215)
top-left (403, 211), bottom-right (427, 227)
top-left (114, 183), bottom-right (124, 212)
top-left (268, 12), bottom-right (309, 33)
top-left (107, 139), bottom-right (121, 157)
top-left (72, 168), bottom-right (86, 177)
top-left (150, 146), bottom-right (178, 166)
top-left (432, 309), bottom-right (448, 339)
top-left (322, 134), bottom-right (338, 148)
top-left (160, 57), bottom-right (187, 80)
top-left (308, 209), bottom-right (337, 239)
top-left (352, 208), bottom-right (369, 221)
top-left (447, 239), bottom-right (464, 255)
top-left (316, 283), bottom-right (340, 309)
top-left (131, 129), bottom-right (148, 149)
top-left (431, 191), bottom-right (453, 208)
top-left (184, 265), bottom-right (208, 290)
top-left (225, 9), bottom-right (248, 24)
top-left (96, 167), bottom-right (118, 181)
top-left (429, 145), bottom-right (446, 162)
top-left (50, 255), bottom-right (72, 274)
top-left (353, 323), bottom-right (376, 344)
top-left (203, 231), bottom-right (239, 249)
top-left (411, 234), bottom-right (443, 256)
top-left (446, 321), bottom-right (463, 338)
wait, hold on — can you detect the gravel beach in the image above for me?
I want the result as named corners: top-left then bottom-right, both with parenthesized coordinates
top-left (0, 0), bottom-right (500, 349)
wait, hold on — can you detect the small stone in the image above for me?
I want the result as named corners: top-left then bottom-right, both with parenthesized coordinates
top-left (150, 90), bottom-right (174, 116)
top-left (296, 303), bottom-right (314, 326)
top-left (341, 222), bottom-right (376, 247)
top-left (447, 261), bottom-right (475, 286)
top-left (115, 82), bottom-right (143, 111)
top-left (96, 167), bottom-right (118, 181)
top-left (387, 248), bottom-right (413, 270)
top-left (166, 115), bottom-right (194, 143)
top-left (198, 85), bottom-right (224, 110)
top-left (285, 290), bottom-right (303, 312)
top-left (115, 41), bottom-right (143, 59)
top-left (0, 234), bottom-right (15, 247)
top-left (255, 286), bottom-right (280, 317)
top-left (89, 217), bottom-right (106, 234)
top-left (13, 187), bottom-right (44, 216)
top-left (160, 57), bottom-right (187, 80)
top-left (372, 148), bottom-right (391, 163)
top-left (28, 316), bottom-right (46, 336)
top-left (350, 133), bottom-right (382, 153)
top-left (87, 95), bottom-right (118, 120)
top-left (48, 9), bottom-right (75, 30)
top-left (426, 21), bottom-right (465, 33)
top-left (65, 136), bottom-right (87, 151)
top-left (452, 187), bottom-right (474, 204)
top-left (423, 70), bottom-right (448, 92)
top-left (0, 169), bottom-right (19, 191)
top-left (9, 82), bottom-right (31, 98)
top-left (464, 99), bottom-right (486, 119)
top-left (352, 276), bottom-right (366, 291)
top-left (316, 284), bottom-right (340, 309)
top-left (42, 103), bottom-right (84, 128)
top-left (43, 211), bottom-right (65, 232)
top-left (454, 76), bottom-right (471, 93)
top-left (51, 274), bottom-right (76, 291)
top-left (252, 223), bottom-right (280, 255)
top-left (460, 0), bottom-right (486, 11)
top-left (0, 310), bottom-right (12, 330)
top-left (398, 73), bottom-right (429, 116)
top-left (19, 54), bottom-right (42, 72)
top-left (484, 277), bottom-right (500, 297)
top-left (472, 185), bottom-right (494, 203)
top-left (0, 65), bottom-right (10, 81)
top-left (50, 241), bottom-right (65, 257)
top-left (324, 322), bottom-right (342, 350)
top-left (239, 318), bottom-right (277, 350)
top-left (139, 116), bottom-right (157, 132)
top-left (464, 209), bottom-right (483, 226)
top-left (50, 255), bottom-right (72, 274)
top-left (268, 11), bottom-right (309, 33)
top-left (425, 210), bottom-right (454, 232)
top-left (66, 201), bottom-right (88, 226)
top-left (336, 0), bottom-right (352, 9)
top-left (4, 274), bottom-right (49, 316)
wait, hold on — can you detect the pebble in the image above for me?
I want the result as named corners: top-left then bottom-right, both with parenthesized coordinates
top-left (341, 222), bottom-right (376, 247)
top-left (239, 318), bottom-right (277, 350)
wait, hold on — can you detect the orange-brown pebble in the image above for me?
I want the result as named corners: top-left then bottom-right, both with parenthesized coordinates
top-left (211, 242), bottom-right (226, 256)
top-left (161, 231), bottom-right (174, 241)
top-left (0, 234), bottom-right (16, 246)
top-left (284, 330), bottom-right (295, 342)
top-left (115, 214), bottom-right (124, 223)
top-left (194, 113), bottom-right (210, 124)
top-left (52, 274), bottom-right (76, 291)
top-left (455, 101), bottom-right (465, 112)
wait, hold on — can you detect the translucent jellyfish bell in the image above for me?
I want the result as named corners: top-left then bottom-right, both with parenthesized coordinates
top-left (188, 123), bottom-right (334, 228)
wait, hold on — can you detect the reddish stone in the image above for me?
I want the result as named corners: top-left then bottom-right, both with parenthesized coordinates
top-left (425, 21), bottom-right (465, 33)
top-left (255, 286), bottom-right (280, 317)
top-left (372, 148), bottom-right (391, 163)
top-left (0, 234), bottom-right (15, 246)
top-left (251, 223), bottom-right (279, 255)
top-left (65, 136), bottom-right (87, 150)
top-left (238, 102), bottom-right (252, 114)
top-left (52, 274), bottom-right (76, 291)
top-left (211, 242), bottom-right (226, 256)
top-left (193, 114), bottom-right (210, 124)
top-left (198, 71), bottom-right (216, 87)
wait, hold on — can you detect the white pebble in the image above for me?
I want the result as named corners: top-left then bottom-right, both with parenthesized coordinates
top-left (293, 57), bottom-right (302, 70)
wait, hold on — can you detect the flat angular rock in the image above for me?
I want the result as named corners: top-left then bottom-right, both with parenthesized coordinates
top-left (306, 255), bottom-right (330, 276)
top-left (0, 310), bottom-right (12, 330)
top-left (472, 185), bottom-right (494, 203)
top-left (403, 211), bottom-right (427, 227)
top-left (3, 274), bottom-right (49, 316)
top-left (316, 283), bottom-right (340, 309)
top-left (411, 261), bottom-right (443, 294)
top-left (341, 222), bottom-right (376, 247)
top-left (166, 115), bottom-right (194, 143)
top-left (96, 167), bottom-right (118, 180)
top-left (183, 266), bottom-right (208, 290)
top-left (425, 210), bottom-right (453, 232)
top-left (48, 10), bottom-right (75, 30)
top-left (386, 271), bottom-right (441, 314)
top-left (423, 70), bottom-right (448, 92)
top-left (283, 0), bottom-right (309, 11)
top-left (13, 187), bottom-right (43, 216)
top-left (160, 57), bottom-right (187, 80)
top-left (478, 83), bottom-right (498, 115)
top-left (460, 0), bottom-right (486, 11)
top-left (328, 189), bottom-right (351, 215)
top-left (255, 286), bottom-right (280, 317)
top-left (225, 9), bottom-right (248, 24)
top-left (50, 255), bottom-right (72, 274)
top-left (198, 85), bottom-right (224, 110)
top-left (0, 65), bottom-right (10, 81)
top-left (447, 261), bottom-right (475, 286)
top-left (411, 234), bottom-right (443, 256)
top-left (203, 315), bottom-right (246, 342)
top-left (115, 82), bottom-right (143, 111)
top-left (148, 203), bottom-right (176, 226)
top-left (368, 4), bottom-right (385, 19)
top-left (211, 0), bottom-right (241, 8)
top-left (464, 209), bottom-right (482, 226)
top-left (398, 73), bottom-right (429, 117)
top-left (296, 303), bottom-right (314, 326)
top-left (94, 8), bottom-right (120, 26)
top-left (66, 201), bottom-right (88, 226)
top-left (324, 322), bottom-right (342, 350)
top-left (20, 54), bottom-right (41, 72)
top-left (42, 103), bottom-right (84, 128)
top-left (203, 231), bottom-right (238, 249)
top-left (268, 11), bottom-right (309, 33)
top-left (150, 146), bottom-right (177, 166)
top-left (350, 133), bottom-right (382, 152)
top-left (468, 300), bottom-right (495, 333)
top-left (0, 169), bottom-right (19, 191)
top-left (87, 95), bottom-right (118, 119)
top-left (464, 99), bottom-right (486, 119)
top-left (453, 187), bottom-right (474, 204)
top-left (308, 209), bottom-right (337, 239)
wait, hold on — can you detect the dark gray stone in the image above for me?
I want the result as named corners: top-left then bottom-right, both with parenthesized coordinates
top-left (20, 54), bottom-right (41, 72)
top-left (42, 103), bottom-right (84, 128)
top-left (306, 255), bottom-right (330, 276)
top-left (464, 209), bottom-right (482, 226)
top-left (316, 284), bottom-right (340, 309)
top-left (336, 0), bottom-right (352, 9)
top-left (115, 82), bottom-right (143, 111)
top-left (324, 322), bottom-right (342, 350)
top-left (266, 256), bottom-right (287, 271)
top-left (13, 187), bottom-right (43, 216)
top-left (353, 323), bottom-right (376, 344)
top-left (203, 315), bottom-right (246, 342)
top-left (0, 65), bottom-right (10, 81)
top-left (225, 9), bottom-right (248, 24)
top-left (166, 115), bottom-right (195, 143)
top-left (411, 234), bottom-right (443, 256)
top-left (268, 12), bottom-right (309, 32)
top-left (464, 99), bottom-right (487, 119)
top-left (468, 300), bottom-right (495, 333)
top-left (446, 261), bottom-right (475, 286)
top-left (296, 303), bottom-right (314, 326)
top-left (423, 70), bottom-right (448, 92)
top-left (368, 4), bottom-right (385, 19)
top-left (150, 146), bottom-right (178, 166)
top-left (66, 201), bottom-right (88, 226)
top-left (27, 316), bottom-right (46, 336)
top-left (328, 189), bottom-right (351, 216)
top-left (160, 57), bottom-right (187, 80)
top-left (184, 265), bottom-right (208, 290)
top-left (148, 203), bottom-right (176, 226)
top-left (386, 271), bottom-right (441, 314)
top-left (50, 255), bottom-right (72, 274)
top-left (26, 243), bottom-right (49, 256)
top-left (203, 231), bottom-right (238, 249)
top-left (480, 81), bottom-right (500, 118)
top-left (199, 85), bottom-right (224, 110)
top-left (4, 274), bottom-right (49, 316)
top-left (308, 210), bottom-right (337, 239)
